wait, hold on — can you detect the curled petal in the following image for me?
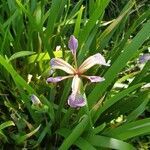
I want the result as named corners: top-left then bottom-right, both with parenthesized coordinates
top-left (139, 53), bottom-right (150, 64)
top-left (68, 93), bottom-right (86, 108)
top-left (79, 53), bottom-right (110, 73)
top-left (31, 94), bottom-right (41, 105)
top-left (47, 76), bottom-right (72, 83)
top-left (50, 58), bottom-right (75, 74)
top-left (82, 75), bottom-right (105, 82)
top-left (68, 75), bottom-right (85, 108)
top-left (68, 35), bottom-right (78, 54)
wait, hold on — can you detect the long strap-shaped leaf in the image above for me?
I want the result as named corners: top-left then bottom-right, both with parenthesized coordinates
top-left (126, 91), bottom-right (150, 123)
top-left (0, 55), bottom-right (55, 122)
top-left (58, 128), bottom-right (135, 150)
top-left (97, 0), bottom-right (135, 52)
top-left (58, 115), bottom-right (89, 150)
top-left (91, 83), bottom-right (142, 123)
top-left (88, 20), bottom-right (150, 107)
top-left (57, 128), bottom-right (96, 150)
top-left (44, 0), bottom-right (66, 57)
top-left (0, 55), bottom-right (37, 121)
top-left (104, 118), bottom-right (150, 140)
top-left (78, 0), bottom-right (110, 46)
top-left (85, 134), bottom-right (136, 150)
top-left (0, 121), bottom-right (15, 130)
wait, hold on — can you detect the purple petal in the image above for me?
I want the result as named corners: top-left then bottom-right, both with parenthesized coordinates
top-left (47, 77), bottom-right (64, 83)
top-left (31, 94), bottom-right (41, 105)
top-left (68, 35), bottom-right (78, 54)
top-left (68, 75), bottom-right (85, 108)
top-left (50, 58), bottom-right (75, 74)
top-left (47, 76), bottom-right (71, 83)
top-left (68, 93), bottom-right (86, 108)
top-left (83, 76), bottom-right (105, 82)
top-left (139, 54), bottom-right (150, 64)
top-left (79, 53), bottom-right (110, 73)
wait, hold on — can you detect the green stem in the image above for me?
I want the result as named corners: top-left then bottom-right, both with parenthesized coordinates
top-left (73, 53), bottom-right (78, 69)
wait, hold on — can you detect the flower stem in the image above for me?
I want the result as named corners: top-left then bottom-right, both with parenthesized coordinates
top-left (73, 53), bottom-right (78, 69)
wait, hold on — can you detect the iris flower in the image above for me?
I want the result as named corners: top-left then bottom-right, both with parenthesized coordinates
top-left (47, 35), bottom-right (110, 108)
top-left (139, 53), bottom-right (150, 64)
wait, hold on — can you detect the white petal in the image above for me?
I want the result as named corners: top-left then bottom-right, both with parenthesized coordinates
top-left (71, 75), bottom-right (82, 94)
top-left (79, 53), bottom-right (110, 73)
top-left (50, 58), bottom-right (75, 74)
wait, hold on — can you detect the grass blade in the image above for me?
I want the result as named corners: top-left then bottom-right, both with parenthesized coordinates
top-left (58, 115), bottom-right (89, 150)
top-left (57, 128), bottom-right (96, 150)
top-left (126, 91), bottom-right (150, 123)
top-left (88, 20), bottom-right (150, 107)
top-left (104, 118), bottom-right (150, 140)
top-left (0, 121), bottom-right (15, 130)
top-left (91, 84), bottom-right (142, 123)
top-left (9, 51), bottom-right (35, 61)
top-left (85, 134), bottom-right (135, 150)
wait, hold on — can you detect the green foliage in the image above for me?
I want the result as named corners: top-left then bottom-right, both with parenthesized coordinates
top-left (0, 0), bottom-right (150, 149)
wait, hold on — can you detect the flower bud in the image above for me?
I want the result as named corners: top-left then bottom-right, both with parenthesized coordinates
top-left (68, 35), bottom-right (78, 55)
top-left (31, 94), bottom-right (42, 106)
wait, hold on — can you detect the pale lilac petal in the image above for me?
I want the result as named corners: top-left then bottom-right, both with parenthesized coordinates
top-left (82, 75), bottom-right (105, 82)
top-left (68, 93), bottom-right (86, 108)
top-left (79, 53), bottom-right (110, 73)
top-left (31, 94), bottom-right (41, 105)
top-left (50, 58), bottom-right (75, 74)
top-left (68, 75), bottom-right (85, 108)
top-left (139, 53), bottom-right (150, 64)
top-left (68, 35), bottom-right (78, 54)
top-left (47, 76), bottom-right (72, 83)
